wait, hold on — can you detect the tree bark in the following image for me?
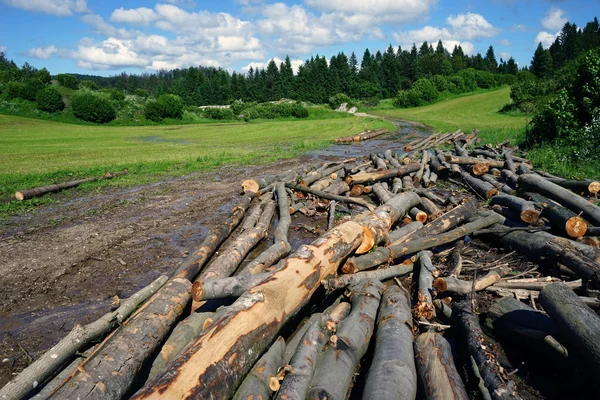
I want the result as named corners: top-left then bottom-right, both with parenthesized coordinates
top-left (461, 172), bottom-right (498, 199)
top-left (419, 197), bottom-right (444, 220)
top-left (307, 279), bottom-right (384, 400)
top-left (490, 194), bottom-right (540, 224)
top-left (480, 174), bottom-right (515, 195)
top-left (541, 177), bottom-right (600, 196)
top-left (523, 192), bottom-right (587, 238)
top-left (384, 149), bottom-right (402, 168)
top-left (416, 251), bottom-right (437, 319)
top-left (241, 198), bottom-right (264, 232)
top-left (504, 151), bottom-right (516, 173)
top-left (346, 164), bottom-right (420, 186)
top-left (409, 207), bottom-right (428, 224)
top-left (362, 285), bottom-right (417, 400)
top-left (392, 177), bottom-right (403, 194)
top-left (414, 332), bottom-right (469, 400)
top-left (518, 173), bottom-right (600, 225)
top-left (434, 267), bottom-right (510, 294)
top-left (388, 221), bottom-right (423, 244)
top-left (49, 278), bottom-right (192, 400)
top-left (501, 170), bottom-right (519, 187)
top-left (323, 180), bottom-right (349, 195)
top-left (232, 337), bottom-right (286, 400)
top-left (539, 283), bottom-right (600, 374)
top-left (323, 263), bottom-right (414, 291)
top-left (275, 304), bottom-right (351, 400)
top-left (413, 151), bottom-right (429, 186)
top-left (492, 278), bottom-right (581, 290)
top-left (0, 276), bottom-right (167, 400)
top-left (447, 240), bottom-right (464, 277)
top-left (192, 272), bottom-right (272, 301)
top-left (286, 183), bottom-right (375, 211)
top-left (371, 153), bottom-right (387, 170)
top-left (241, 170), bottom-right (297, 194)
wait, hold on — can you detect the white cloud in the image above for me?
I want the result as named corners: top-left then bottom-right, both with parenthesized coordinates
top-left (535, 31), bottom-right (558, 48)
top-left (499, 51), bottom-right (511, 61)
top-left (498, 39), bottom-right (512, 46)
top-left (82, 14), bottom-right (137, 39)
top-left (74, 38), bottom-right (149, 70)
top-left (446, 13), bottom-right (501, 40)
top-left (541, 7), bottom-right (567, 31)
top-left (511, 24), bottom-right (527, 32)
top-left (242, 57), bottom-right (304, 74)
top-left (305, 0), bottom-right (436, 22)
top-left (110, 7), bottom-right (158, 26)
top-left (2, 0), bottom-right (88, 17)
top-left (28, 45), bottom-right (58, 59)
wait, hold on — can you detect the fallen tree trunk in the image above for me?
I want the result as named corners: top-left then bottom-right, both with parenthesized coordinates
top-left (461, 172), bottom-right (498, 199)
top-left (344, 210), bottom-right (504, 273)
top-left (388, 221), bottom-right (423, 244)
top-left (480, 174), bottom-right (514, 195)
top-left (518, 174), bottom-right (600, 226)
top-left (363, 285), bottom-right (417, 400)
top-left (232, 337), bottom-right (286, 400)
top-left (346, 164), bottom-right (420, 186)
top-left (447, 240), bottom-right (464, 277)
top-left (192, 272), bottom-right (272, 301)
top-left (490, 194), bottom-right (540, 224)
top-left (241, 198), bottom-right (264, 232)
top-left (492, 278), bottom-right (581, 290)
top-left (132, 202), bottom-right (401, 400)
top-left (434, 267), bottom-right (510, 294)
top-left (323, 180), bottom-right (349, 195)
top-left (392, 177), bottom-right (403, 194)
top-left (371, 153), bottom-right (387, 170)
top-left (384, 149), bottom-right (402, 168)
top-left (413, 151), bottom-right (429, 186)
top-left (539, 283), bottom-right (600, 374)
top-left (334, 128), bottom-right (388, 143)
top-left (409, 207), bottom-right (428, 224)
top-left (286, 183), bottom-right (375, 211)
top-left (49, 278), bottom-right (192, 400)
top-left (274, 303), bottom-right (351, 400)
top-left (446, 155), bottom-right (507, 169)
top-left (323, 263), bottom-right (414, 291)
top-left (302, 165), bottom-right (344, 186)
top-left (0, 275), bottom-right (167, 400)
top-left (542, 177), bottom-right (600, 196)
top-left (15, 170), bottom-right (129, 201)
top-left (241, 170), bottom-right (298, 194)
top-left (307, 279), bottom-right (384, 400)
top-left (416, 251), bottom-right (437, 319)
top-left (523, 192), bottom-right (587, 238)
top-left (419, 197), bottom-right (444, 220)
top-left (414, 332), bottom-right (469, 400)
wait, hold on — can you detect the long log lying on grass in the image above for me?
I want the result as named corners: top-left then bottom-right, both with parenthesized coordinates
top-left (539, 283), bottom-right (600, 373)
top-left (172, 192), bottom-right (254, 281)
top-left (333, 128), bottom-right (388, 143)
top-left (0, 275), bottom-right (167, 400)
top-left (307, 279), bottom-right (384, 400)
top-left (323, 263), bottom-right (414, 291)
top-left (345, 210), bottom-right (504, 273)
top-left (414, 332), bottom-right (469, 400)
top-left (346, 164), bottom-right (420, 186)
top-left (455, 301), bottom-right (521, 400)
top-left (132, 202), bottom-right (402, 400)
top-left (518, 174), bottom-right (600, 225)
top-left (434, 267), bottom-right (509, 294)
top-left (275, 303), bottom-right (351, 400)
top-left (286, 183), bottom-right (375, 211)
top-left (491, 194), bottom-right (540, 224)
top-left (232, 337), bottom-right (286, 400)
top-left (14, 170), bottom-right (129, 201)
top-left (50, 278), bottom-right (191, 400)
top-left (523, 192), bottom-right (587, 238)
top-left (363, 285), bottom-right (417, 400)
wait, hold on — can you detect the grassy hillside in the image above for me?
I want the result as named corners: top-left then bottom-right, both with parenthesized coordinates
top-left (0, 114), bottom-right (393, 202)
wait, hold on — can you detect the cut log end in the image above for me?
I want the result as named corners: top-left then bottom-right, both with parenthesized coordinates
top-left (473, 163), bottom-right (489, 176)
top-left (269, 376), bottom-right (281, 392)
top-left (241, 179), bottom-right (260, 194)
top-left (589, 182), bottom-right (600, 195)
top-left (433, 277), bottom-right (448, 292)
top-left (191, 281), bottom-right (204, 302)
top-left (486, 189), bottom-right (499, 199)
top-left (356, 225), bottom-right (376, 254)
top-left (566, 216), bottom-right (588, 238)
top-left (414, 211), bottom-right (428, 224)
top-left (521, 209), bottom-right (541, 224)
top-left (14, 191), bottom-right (25, 201)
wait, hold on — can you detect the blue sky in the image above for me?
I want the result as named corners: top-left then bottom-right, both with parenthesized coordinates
top-left (0, 0), bottom-right (598, 76)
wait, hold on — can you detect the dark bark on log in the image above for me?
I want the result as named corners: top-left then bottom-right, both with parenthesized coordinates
top-left (501, 170), bottom-right (519, 187)
top-left (388, 221), bottom-right (423, 243)
top-left (232, 337), bottom-right (286, 400)
top-left (409, 207), bottom-right (428, 224)
top-left (419, 197), bottom-right (444, 220)
top-left (447, 240), bottom-right (464, 277)
top-left (345, 210), bottom-right (504, 273)
top-left (490, 194), bottom-right (540, 224)
top-left (455, 302), bottom-right (521, 400)
top-left (286, 183), bottom-right (375, 211)
top-left (323, 263), bottom-right (414, 291)
top-left (480, 174), bottom-right (515, 195)
top-left (172, 192), bottom-right (254, 281)
top-left (518, 174), bottom-right (600, 225)
top-left (415, 189), bottom-right (447, 206)
top-left (454, 142), bottom-right (469, 157)
top-left (587, 226), bottom-right (600, 236)
top-left (504, 152), bottom-right (516, 173)
top-left (414, 151), bottom-right (429, 186)
top-left (275, 304), bottom-right (350, 400)
top-left (429, 150), bottom-right (448, 177)
top-left (50, 278), bottom-right (192, 400)
top-left (523, 192), bottom-right (587, 238)
top-left (15, 170), bottom-right (128, 201)
top-left (417, 251), bottom-right (437, 319)
top-left (323, 180), bottom-right (350, 195)
top-left (148, 311), bottom-right (214, 381)
top-left (434, 267), bottom-right (509, 294)
top-left (346, 164), bottom-right (420, 186)
top-left (539, 283), bottom-right (600, 373)
top-left (307, 280), bottom-right (384, 400)
top-left (541, 177), bottom-right (600, 196)
top-left (0, 276), bottom-right (167, 400)
top-left (517, 164), bottom-right (531, 175)
top-left (363, 285), bottom-right (417, 400)
top-left (472, 149), bottom-right (500, 159)
top-left (414, 332), bottom-right (469, 400)
top-left (461, 172), bottom-right (498, 199)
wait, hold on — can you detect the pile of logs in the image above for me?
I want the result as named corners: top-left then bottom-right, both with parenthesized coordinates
top-left (3, 129), bottom-right (600, 400)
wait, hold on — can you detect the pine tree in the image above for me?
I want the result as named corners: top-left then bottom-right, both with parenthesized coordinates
top-left (484, 45), bottom-right (498, 72)
top-left (531, 42), bottom-right (553, 78)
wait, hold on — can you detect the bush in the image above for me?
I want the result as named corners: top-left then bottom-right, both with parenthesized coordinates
top-left (56, 74), bottom-right (79, 89)
top-left (328, 93), bottom-right (355, 109)
top-left (475, 71), bottom-right (496, 89)
top-left (496, 74), bottom-right (517, 86)
top-left (157, 94), bottom-right (184, 119)
top-left (36, 86), bottom-right (64, 112)
top-left (133, 88), bottom-right (149, 98)
top-left (393, 90), bottom-right (422, 108)
top-left (107, 88), bottom-right (125, 102)
top-left (5, 81), bottom-right (25, 99)
top-left (21, 78), bottom-right (45, 101)
top-left (242, 102), bottom-right (308, 120)
top-left (430, 75), bottom-right (449, 93)
top-left (72, 92), bottom-right (116, 123)
top-left (361, 97), bottom-right (380, 108)
top-left (291, 103), bottom-right (308, 118)
top-left (35, 68), bottom-right (52, 85)
top-left (203, 107), bottom-right (235, 120)
top-left (412, 79), bottom-right (439, 103)
top-left (144, 101), bottom-right (165, 122)
top-left (447, 75), bottom-right (466, 94)
top-left (80, 80), bottom-right (99, 90)
top-left (457, 69), bottom-right (478, 92)
top-left (230, 99), bottom-right (247, 116)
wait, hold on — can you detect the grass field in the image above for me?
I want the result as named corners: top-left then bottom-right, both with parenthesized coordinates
top-left (0, 114), bottom-right (394, 205)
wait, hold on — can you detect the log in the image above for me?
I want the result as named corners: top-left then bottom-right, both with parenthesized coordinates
top-left (402, 175), bottom-right (415, 190)
top-left (243, 183), bottom-right (292, 274)
top-left (516, 163), bottom-right (531, 175)
top-left (447, 240), bottom-right (464, 277)
top-left (480, 174), bottom-right (514, 194)
top-left (409, 207), bottom-right (428, 224)
top-left (372, 182), bottom-right (394, 204)
top-left (413, 151), bottom-right (429, 186)
top-left (454, 301), bottom-right (521, 400)
top-left (472, 162), bottom-right (490, 176)
top-left (328, 200), bottom-right (336, 230)
top-left (192, 272), bottom-right (272, 301)
top-left (490, 194), bottom-right (540, 224)
top-left (147, 311), bottom-right (214, 380)
top-left (232, 337), bottom-right (286, 400)
top-left (241, 170), bottom-right (297, 194)
top-left (504, 151), bottom-right (516, 173)
top-left (392, 177), bottom-right (403, 194)
top-left (446, 155), bottom-right (507, 168)
top-left (310, 177), bottom-right (335, 191)
top-left (241, 198), bottom-right (264, 232)
top-left (523, 192), bottom-right (587, 238)
top-left (501, 169), bottom-right (519, 187)
top-left (539, 283), bottom-right (600, 373)
top-left (434, 267), bottom-right (510, 294)
top-left (302, 165), bottom-right (344, 186)
top-left (388, 221), bottom-right (423, 244)
top-left (172, 192), bottom-right (254, 281)
top-left (518, 173), bottom-right (600, 225)
top-left (416, 251), bottom-right (436, 319)
top-left (429, 150), bottom-right (447, 176)
top-left (286, 183), bottom-right (375, 211)
top-left (383, 149), bottom-right (402, 168)
top-left (454, 142), bottom-right (469, 157)
top-left (323, 263), bottom-right (414, 291)
top-left (274, 303), bottom-right (350, 400)
top-left (362, 285), bottom-right (417, 400)
top-left (0, 275), bottom-right (167, 400)
top-left (346, 164), bottom-right (420, 186)
top-left (414, 332), bottom-right (469, 400)
top-left (50, 278), bottom-right (192, 400)
top-left (472, 148), bottom-right (500, 159)
top-left (132, 202), bottom-right (402, 400)
top-left (323, 180), bottom-right (349, 195)
top-left (307, 279), bottom-right (384, 400)
top-left (492, 278), bottom-right (581, 291)
top-left (344, 210), bottom-right (504, 273)
top-left (419, 197), bottom-right (444, 220)
top-left (541, 177), bottom-right (600, 196)
top-left (415, 189), bottom-right (447, 206)
top-left (15, 170), bottom-right (128, 201)
top-left (461, 172), bottom-right (498, 199)
top-left (371, 153), bottom-right (387, 170)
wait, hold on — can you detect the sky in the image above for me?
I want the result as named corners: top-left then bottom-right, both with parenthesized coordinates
top-left (0, 0), bottom-right (598, 76)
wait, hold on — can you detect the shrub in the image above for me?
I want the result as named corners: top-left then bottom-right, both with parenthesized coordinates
top-left (475, 71), bottom-right (496, 89)
top-left (291, 103), bottom-right (308, 118)
top-left (157, 94), bottom-right (184, 119)
top-left (107, 88), bottom-right (125, 102)
top-left (144, 101), bottom-right (165, 122)
top-left (328, 93), bottom-right (354, 109)
top-left (72, 92), bottom-right (116, 123)
top-left (430, 75), bottom-right (449, 92)
top-left (56, 73), bottom-right (79, 89)
top-left (21, 78), bottom-right (45, 101)
top-left (447, 75), bottom-right (466, 94)
top-left (5, 81), bottom-right (25, 99)
top-left (457, 69), bottom-right (478, 92)
top-left (361, 96), bottom-right (380, 108)
top-left (393, 90), bottom-right (422, 108)
top-left (133, 88), bottom-right (149, 98)
top-left (412, 79), bottom-right (439, 103)
top-left (241, 102), bottom-right (309, 120)
top-left (36, 86), bottom-right (64, 112)
top-left (230, 99), bottom-right (246, 116)
top-left (80, 80), bottom-right (99, 90)
top-left (35, 68), bottom-right (52, 85)
top-left (496, 74), bottom-right (517, 86)
top-left (203, 107), bottom-right (235, 120)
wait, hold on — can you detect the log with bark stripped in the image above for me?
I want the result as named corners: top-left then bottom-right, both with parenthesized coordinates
top-left (346, 164), bottom-right (420, 186)
top-left (434, 267), bottom-right (510, 294)
top-left (323, 263), bottom-right (414, 291)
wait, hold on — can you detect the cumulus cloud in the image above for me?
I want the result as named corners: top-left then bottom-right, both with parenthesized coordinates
top-left (541, 7), bottom-right (567, 31)
top-left (110, 7), bottom-right (158, 26)
top-left (305, 0), bottom-right (436, 23)
top-left (499, 51), bottom-right (511, 61)
top-left (74, 38), bottom-right (149, 70)
top-left (445, 13), bottom-right (501, 40)
top-left (2, 0), bottom-right (88, 17)
top-left (498, 39), bottom-right (512, 46)
top-left (242, 57), bottom-right (304, 74)
top-left (535, 31), bottom-right (558, 48)
top-left (28, 45), bottom-right (58, 59)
